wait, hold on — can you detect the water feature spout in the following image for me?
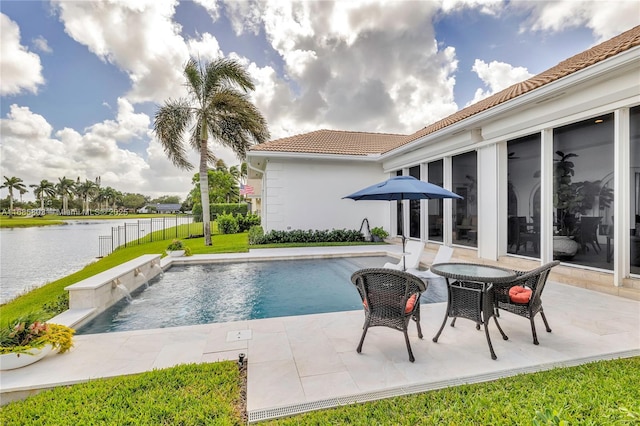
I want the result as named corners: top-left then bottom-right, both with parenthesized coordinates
top-left (111, 278), bottom-right (121, 289)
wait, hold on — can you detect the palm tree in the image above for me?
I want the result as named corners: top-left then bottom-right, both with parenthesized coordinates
top-left (75, 180), bottom-right (98, 215)
top-left (1, 176), bottom-right (27, 218)
top-left (56, 177), bottom-right (76, 215)
top-left (154, 58), bottom-right (269, 245)
top-left (30, 180), bottom-right (56, 210)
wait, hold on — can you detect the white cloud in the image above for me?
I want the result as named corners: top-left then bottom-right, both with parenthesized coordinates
top-left (193, 0), bottom-right (220, 22)
top-left (32, 36), bottom-right (53, 54)
top-left (467, 59), bottom-right (533, 106)
top-left (0, 103), bottom-right (194, 201)
top-left (0, 13), bottom-right (45, 96)
top-left (224, 0), bottom-right (462, 136)
top-left (187, 33), bottom-right (224, 62)
top-left (52, 0), bottom-right (189, 103)
top-left (518, 0), bottom-right (640, 42)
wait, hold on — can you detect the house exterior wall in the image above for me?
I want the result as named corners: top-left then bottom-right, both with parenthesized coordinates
top-left (261, 159), bottom-right (389, 233)
top-left (249, 46), bottom-right (639, 290)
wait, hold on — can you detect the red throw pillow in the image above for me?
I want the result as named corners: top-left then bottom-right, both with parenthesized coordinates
top-left (509, 286), bottom-right (532, 304)
top-left (362, 294), bottom-right (418, 313)
top-left (405, 294), bottom-right (418, 313)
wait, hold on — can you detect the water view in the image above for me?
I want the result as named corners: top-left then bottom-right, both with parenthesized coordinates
top-left (0, 219), bottom-right (180, 303)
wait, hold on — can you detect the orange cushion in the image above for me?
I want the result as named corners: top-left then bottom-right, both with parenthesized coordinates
top-left (405, 294), bottom-right (418, 313)
top-left (362, 294), bottom-right (418, 313)
top-left (509, 286), bottom-right (532, 304)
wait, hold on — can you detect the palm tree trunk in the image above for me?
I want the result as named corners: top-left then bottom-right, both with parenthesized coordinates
top-left (8, 190), bottom-right (14, 218)
top-left (40, 196), bottom-right (44, 210)
top-left (200, 138), bottom-right (212, 246)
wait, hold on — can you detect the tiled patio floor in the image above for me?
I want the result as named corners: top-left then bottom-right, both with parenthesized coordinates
top-left (1, 246), bottom-right (639, 423)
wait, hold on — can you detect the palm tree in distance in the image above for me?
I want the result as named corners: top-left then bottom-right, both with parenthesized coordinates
top-left (1, 176), bottom-right (27, 218)
top-left (56, 177), bottom-right (75, 215)
top-left (75, 179), bottom-right (98, 215)
top-left (154, 58), bottom-right (269, 245)
top-left (30, 180), bottom-right (56, 210)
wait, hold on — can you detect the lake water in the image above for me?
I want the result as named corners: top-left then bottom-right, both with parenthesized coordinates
top-left (0, 219), bottom-right (174, 303)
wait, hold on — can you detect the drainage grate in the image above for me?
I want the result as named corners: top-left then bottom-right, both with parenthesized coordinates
top-left (248, 349), bottom-right (640, 423)
top-left (226, 330), bottom-right (252, 342)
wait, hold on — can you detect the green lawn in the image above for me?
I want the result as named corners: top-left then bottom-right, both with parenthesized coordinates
top-left (1, 357), bottom-right (638, 425)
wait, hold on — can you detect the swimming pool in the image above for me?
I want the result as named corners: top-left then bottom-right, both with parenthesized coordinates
top-left (78, 256), bottom-right (446, 334)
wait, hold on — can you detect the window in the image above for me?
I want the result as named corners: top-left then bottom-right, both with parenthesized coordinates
top-left (396, 170), bottom-right (403, 236)
top-left (553, 114), bottom-right (614, 269)
top-left (630, 106), bottom-right (640, 275)
top-left (507, 134), bottom-right (540, 258)
top-left (409, 166), bottom-right (421, 238)
top-left (451, 151), bottom-right (477, 247)
top-left (427, 160), bottom-right (444, 242)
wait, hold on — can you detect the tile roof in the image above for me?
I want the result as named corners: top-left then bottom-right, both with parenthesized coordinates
top-left (250, 25), bottom-right (640, 157)
top-left (249, 129), bottom-right (406, 156)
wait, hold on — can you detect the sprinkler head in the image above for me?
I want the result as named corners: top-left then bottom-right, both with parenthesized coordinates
top-left (238, 353), bottom-right (246, 367)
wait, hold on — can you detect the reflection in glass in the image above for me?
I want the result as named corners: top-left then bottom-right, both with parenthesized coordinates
top-left (451, 151), bottom-right (477, 247)
top-left (507, 134), bottom-right (540, 258)
top-left (553, 114), bottom-right (614, 269)
top-left (630, 106), bottom-right (640, 275)
top-left (396, 170), bottom-right (403, 236)
top-left (409, 166), bottom-right (421, 238)
top-left (428, 160), bottom-right (444, 242)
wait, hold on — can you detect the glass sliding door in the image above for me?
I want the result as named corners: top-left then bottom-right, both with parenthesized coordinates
top-left (427, 160), bottom-right (444, 242)
top-left (396, 170), bottom-right (403, 237)
top-left (553, 114), bottom-right (614, 269)
top-left (507, 134), bottom-right (541, 257)
top-left (409, 166), bottom-right (421, 238)
top-left (630, 106), bottom-right (640, 275)
top-left (451, 151), bottom-right (477, 247)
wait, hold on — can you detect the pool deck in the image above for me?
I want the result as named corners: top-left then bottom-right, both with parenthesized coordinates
top-left (1, 245), bottom-right (639, 423)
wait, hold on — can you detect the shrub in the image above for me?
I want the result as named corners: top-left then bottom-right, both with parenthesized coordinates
top-left (217, 213), bottom-right (239, 234)
top-left (192, 203), bottom-right (248, 222)
top-left (252, 228), bottom-right (364, 244)
top-left (248, 225), bottom-right (264, 245)
top-left (370, 226), bottom-right (389, 239)
top-left (166, 239), bottom-right (185, 251)
top-left (236, 213), bottom-right (261, 232)
top-left (0, 313), bottom-right (75, 355)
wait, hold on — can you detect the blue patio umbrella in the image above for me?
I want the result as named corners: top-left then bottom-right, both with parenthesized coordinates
top-left (343, 176), bottom-right (463, 269)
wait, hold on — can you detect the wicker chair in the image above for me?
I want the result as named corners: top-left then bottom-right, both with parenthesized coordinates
top-left (351, 268), bottom-right (427, 362)
top-left (494, 261), bottom-right (560, 345)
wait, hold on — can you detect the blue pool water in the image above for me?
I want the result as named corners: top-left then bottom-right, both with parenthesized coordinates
top-left (78, 256), bottom-right (446, 334)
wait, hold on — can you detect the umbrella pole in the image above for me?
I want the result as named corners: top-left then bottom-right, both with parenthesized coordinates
top-left (402, 234), bottom-right (406, 271)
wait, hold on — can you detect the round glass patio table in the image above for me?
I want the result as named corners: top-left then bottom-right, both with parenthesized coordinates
top-left (429, 262), bottom-right (517, 360)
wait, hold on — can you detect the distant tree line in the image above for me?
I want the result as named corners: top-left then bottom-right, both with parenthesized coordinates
top-left (0, 175), bottom-right (182, 216)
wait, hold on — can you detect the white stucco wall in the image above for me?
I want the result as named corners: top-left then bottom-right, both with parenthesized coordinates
top-left (261, 158), bottom-right (390, 233)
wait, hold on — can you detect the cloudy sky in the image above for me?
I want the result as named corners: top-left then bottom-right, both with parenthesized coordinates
top-left (1, 0), bottom-right (638, 202)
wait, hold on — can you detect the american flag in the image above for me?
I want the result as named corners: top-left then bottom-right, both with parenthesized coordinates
top-left (239, 183), bottom-right (254, 196)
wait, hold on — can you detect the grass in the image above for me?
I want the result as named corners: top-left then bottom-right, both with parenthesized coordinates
top-left (1, 357), bottom-right (638, 425)
top-left (0, 362), bottom-right (246, 426)
top-left (0, 214), bottom-right (189, 228)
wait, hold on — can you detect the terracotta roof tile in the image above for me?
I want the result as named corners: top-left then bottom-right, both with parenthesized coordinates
top-left (250, 26), bottom-right (640, 156)
top-left (399, 25), bottom-right (640, 148)
top-left (249, 129), bottom-right (406, 156)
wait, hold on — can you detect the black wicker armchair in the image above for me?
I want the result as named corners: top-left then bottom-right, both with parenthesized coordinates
top-left (494, 261), bottom-right (560, 345)
top-left (351, 268), bottom-right (427, 362)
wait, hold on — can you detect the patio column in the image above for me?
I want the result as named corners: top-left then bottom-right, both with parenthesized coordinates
top-left (477, 143), bottom-right (500, 260)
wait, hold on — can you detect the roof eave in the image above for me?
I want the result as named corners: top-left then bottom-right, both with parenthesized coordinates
top-left (246, 150), bottom-right (382, 162)
top-left (380, 45), bottom-right (640, 160)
